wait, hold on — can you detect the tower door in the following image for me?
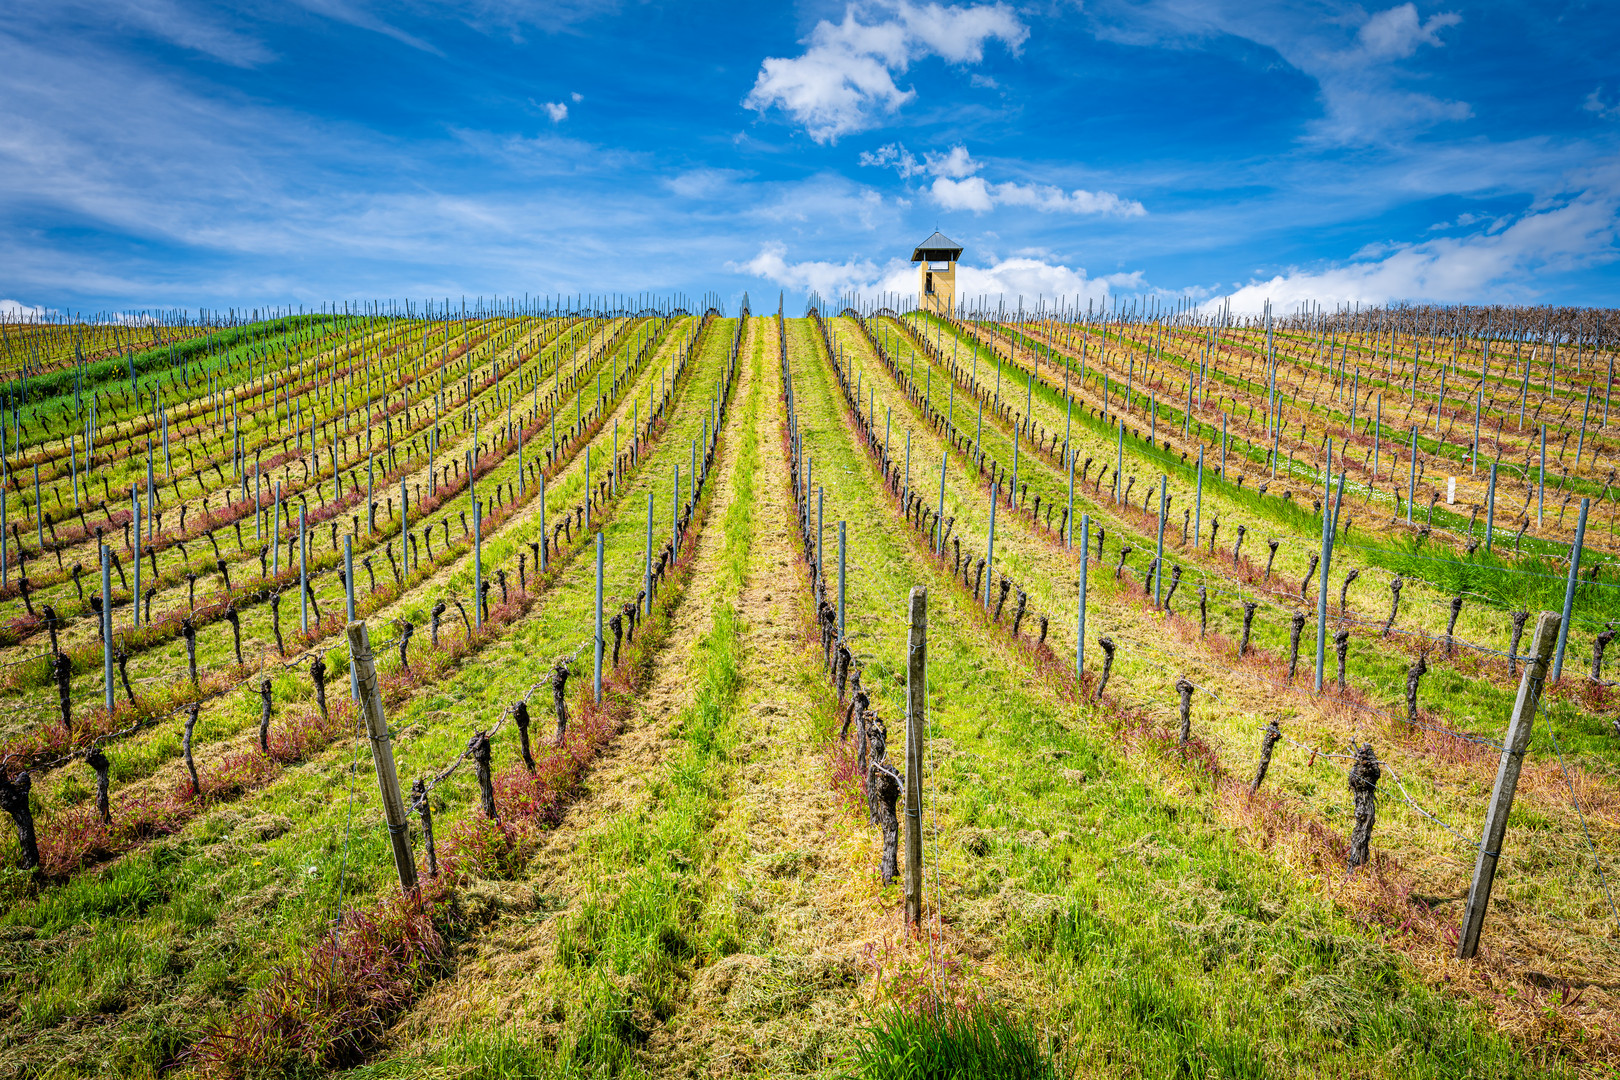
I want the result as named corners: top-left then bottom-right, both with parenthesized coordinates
top-left (925, 271), bottom-right (934, 295)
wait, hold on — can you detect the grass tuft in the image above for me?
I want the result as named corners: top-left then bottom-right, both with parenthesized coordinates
top-left (847, 1005), bottom-right (1057, 1080)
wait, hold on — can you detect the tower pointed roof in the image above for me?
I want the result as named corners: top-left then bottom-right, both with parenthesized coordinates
top-left (910, 231), bottom-right (963, 262)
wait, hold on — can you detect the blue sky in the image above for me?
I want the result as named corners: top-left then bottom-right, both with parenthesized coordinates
top-left (1, 0), bottom-right (1617, 317)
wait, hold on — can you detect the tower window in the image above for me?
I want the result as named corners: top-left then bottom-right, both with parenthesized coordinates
top-left (925, 271), bottom-right (934, 294)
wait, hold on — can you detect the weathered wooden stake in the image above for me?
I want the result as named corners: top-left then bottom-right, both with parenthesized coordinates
top-left (903, 586), bottom-right (926, 928)
top-left (348, 620), bottom-right (418, 892)
top-left (1458, 611), bottom-right (1560, 958)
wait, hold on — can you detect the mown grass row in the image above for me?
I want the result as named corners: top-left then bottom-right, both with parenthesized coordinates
top-left (785, 313), bottom-right (1570, 1077)
top-left (0, 318), bottom-right (740, 1078)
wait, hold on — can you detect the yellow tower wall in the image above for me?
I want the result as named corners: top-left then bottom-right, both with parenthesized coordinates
top-left (918, 261), bottom-right (956, 314)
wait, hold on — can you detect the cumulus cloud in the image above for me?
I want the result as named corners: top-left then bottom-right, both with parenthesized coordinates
top-left (1206, 186), bottom-right (1620, 312)
top-left (1353, 3), bottom-right (1460, 61)
top-left (745, 1), bottom-right (1027, 142)
top-left (731, 242), bottom-right (905, 298)
top-left (860, 141), bottom-right (978, 179)
top-left (734, 243), bottom-right (1132, 309)
top-left (0, 300), bottom-right (48, 322)
top-left (931, 175), bottom-right (1146, 216)
top-left (542, 101), bottom-right (568, 122)
top-left (864, 142), bottom-right (1145, 216)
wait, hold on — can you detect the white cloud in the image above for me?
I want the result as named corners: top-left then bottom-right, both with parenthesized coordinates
top-left (745, 1), bottom-right (1027, 143)
top-left (731, 242), bottom-right (904, 298)
top-left (570, 91), bottom-right (584, 103)
top-left (1085, 1), bottom-right (1468, 144)
top-left (663, 168), bottom-right (751, 199)
top-left (860, 141), bottom-right (978, 179)
top-left (1584, 87), bottom-right (1620, 121)
top-left (542, 101), bottom-right (568, 122)
top-left (931, 175), bottom-right (1146, 216)
top-left (859, 142), bottom-right (924, 177)
top-left (1207, 186), bottom-right (1620, 312)
top-left (863, 142), bottom-right (1145, 216)
top-left (1353, 3), bottom-right (1460, 61)
top-left (294, 0), bottom-right (441, 54)
top-left (0, 299), bottom-right (48, 322)
top-left (735, 244), bottom-right (1127, 310)
top-left (1424, 210), bottom-right (1483, 231)
top-left (930, 175), bottom-right (996, 211)
top-left (957, 258), bottom-right (1114, 307)
top-left (925, 144), bottom-right (977, 179)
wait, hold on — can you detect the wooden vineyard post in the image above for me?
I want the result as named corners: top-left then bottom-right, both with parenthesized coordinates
top-left (473, 501), bottom-right (482, 629)
top-left (904, 586), bottom-right (926, 928)
top-left (937, 449), bottom-right (948, 555)
top-left (1458, 610), bottom-right (1560, 959)
top-left (1552, 499), bottom-right (1590, 682)
top-left (540, 473), bottom-right (548, 571)
top-left (348, 620), bottom-right (418, 893)
top-left (400, 478), bottom-right (408, 574)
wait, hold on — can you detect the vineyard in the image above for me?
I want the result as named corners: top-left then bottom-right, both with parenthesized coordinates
top-left (0, 297), bottom-right (1616, 1078)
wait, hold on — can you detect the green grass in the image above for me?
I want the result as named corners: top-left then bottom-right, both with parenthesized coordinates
top-left (835, 314), bottom-right (1618, 770)
top-left (783, 314), bottom-right (1562, 1078)
top-left (0, 318), bottom-right (739, 1079)
top-left (848, 1006), bottom-right (1057, 1080)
